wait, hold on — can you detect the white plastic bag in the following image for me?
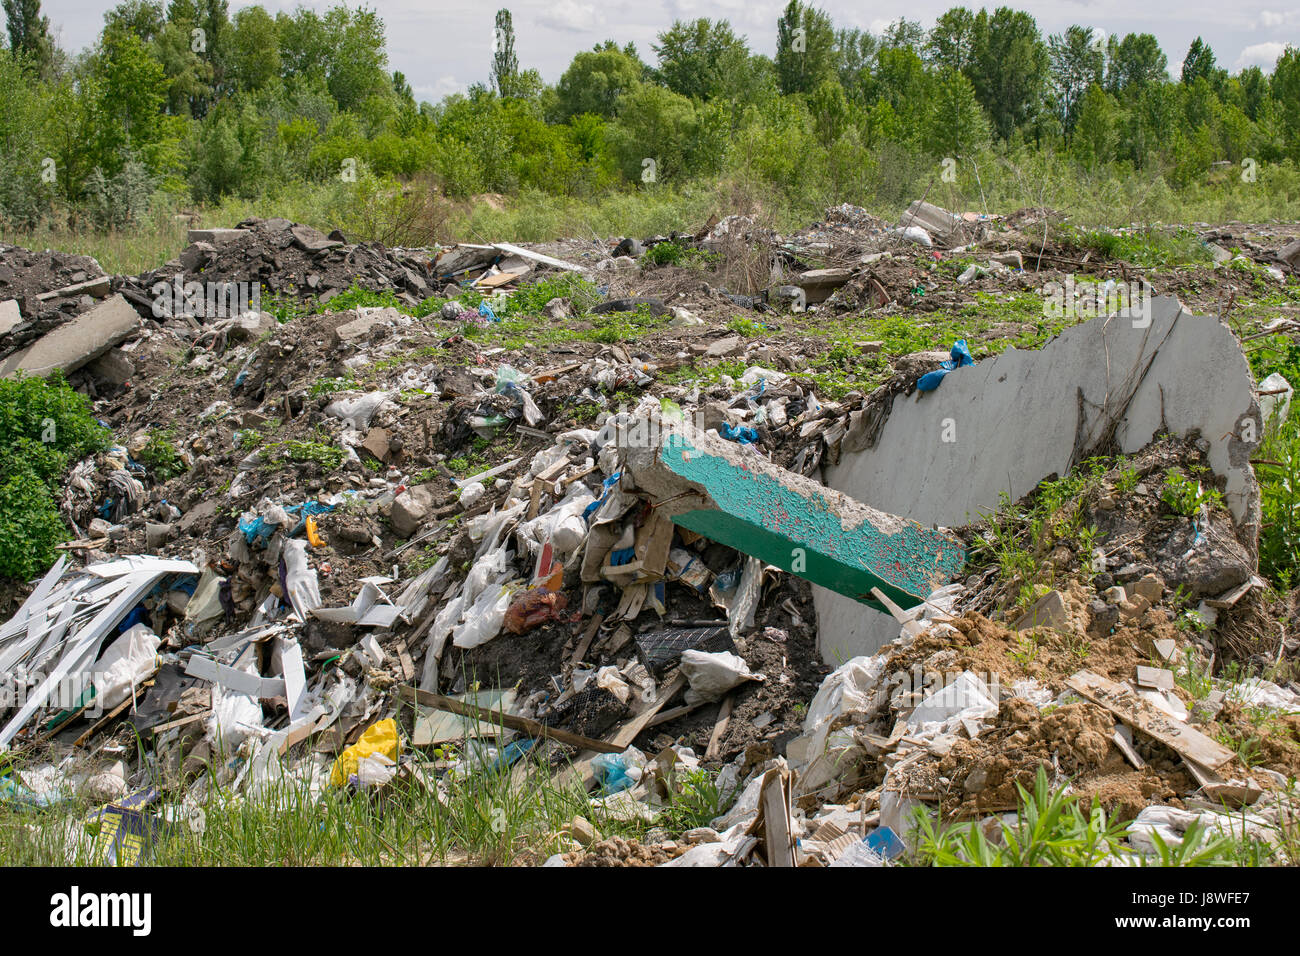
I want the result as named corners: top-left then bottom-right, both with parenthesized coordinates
top-left (680, 650), bottom-right (761, 704)
top-left (94, 624), bottom-right (160, 711)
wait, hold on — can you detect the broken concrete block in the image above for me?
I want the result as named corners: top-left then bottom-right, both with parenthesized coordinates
top-left (792, 268), bottom-right (853, 304)
top-left (85, 347), bottom-right (135, 385)
top-left (390, 484), bottom-right (435, 537)
top-left (816, 298), bottom-right (1262, 661)
top-left (900, 201), bottom-right (965, 244)
top-left (1012, 590), bottom-right (1068, 631)
top-left (1127, 573), bottom-right (1164, 604)
top-left (1, 294), bottom-right (142, 378)
top-left (146, 522), bottom-right (172, 550)
top-left (186, 228), bottom-right (249, 244)
top-left (36, 275), bottom-right (111, 301)
top-left (330, 308), bottom-right (398, 347)
top-left (0, 298), bottom-right (22, 335)
top-left (1278, 238), bottom-right (1300, 270)
top-left (179, 241), bottom-right (216, 272)
top-left (990, 251), bottom-right (1023, 269)
top-left (1119, 594), bottom-right (1151, 621)
top-left (1136, 666), bottom-right (1175, 691)
top-left (621, 416), bottom-right (964, 613)
top-left (568, 816), bottom-right (599, 846)
top-left (1087, 599), bottom-right (1119, 636)
top-left (703, 335), bottom-right (742, 358)
top-left (291, 223), bottom-right (343, 253)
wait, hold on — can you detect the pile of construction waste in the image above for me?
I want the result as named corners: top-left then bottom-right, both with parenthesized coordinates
top-left (1, 201), bottom-right (1299, 867)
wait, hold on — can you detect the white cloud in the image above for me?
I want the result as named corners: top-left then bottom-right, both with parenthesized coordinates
top-left (414, 77), bottom-right (466, 101)
top-left (1235, 41), bottom-right (1287, 68)
top-left (538, 0), bottom-right (599, 33)
top-left (1259, 10), bottom-right (1300, 29)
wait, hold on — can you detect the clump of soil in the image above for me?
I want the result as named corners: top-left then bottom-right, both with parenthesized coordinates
top-left (564, 837), bottom-right (685, 867)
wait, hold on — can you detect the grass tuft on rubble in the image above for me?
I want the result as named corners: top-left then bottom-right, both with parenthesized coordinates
top-left (912, 766), bottom-right (1290, 867)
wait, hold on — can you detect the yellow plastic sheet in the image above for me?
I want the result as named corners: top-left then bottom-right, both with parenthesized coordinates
top-left (328, 718), bottom-right (400, 788)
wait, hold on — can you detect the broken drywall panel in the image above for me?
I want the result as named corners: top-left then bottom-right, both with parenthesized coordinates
top-left (185, 654), bottom-right (287, 700)
top-left (621, 417), bottom-right (965, 613)
top-left (814, 298), bottom-right (1261, 663)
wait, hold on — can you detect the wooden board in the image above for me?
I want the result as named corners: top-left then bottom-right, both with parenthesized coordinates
top-left (398, 685), bottom-right (622, 753)
top-left (705, 694), bottom-right (734, 760)
top-left (1066, 670), bottom-right (1236, 770)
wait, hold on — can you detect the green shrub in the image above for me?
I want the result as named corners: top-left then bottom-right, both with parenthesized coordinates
top-left (136, 428), bottom-right (187, 482)
top-left (0, 373), bottom-right (110, 579)
top-left (0, 373), bottom-right (109, 485)
top-left (0, 468), bottom-right (71, 579)
top-left (643, 241), bottom-right (686, 267)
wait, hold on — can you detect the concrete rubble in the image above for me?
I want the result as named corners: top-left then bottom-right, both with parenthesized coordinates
top-left (1, 200), bottom-right (1299, 867)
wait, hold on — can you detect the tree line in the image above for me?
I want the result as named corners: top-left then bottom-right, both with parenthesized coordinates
top-left (1, 0), bottom-right (1298, 230)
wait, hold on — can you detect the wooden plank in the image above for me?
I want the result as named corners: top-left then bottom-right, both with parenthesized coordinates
top-left (397, 685), bottom-right (623, 754)
top-left (396, 641), bottom-right (415, 681)
top-left (73, 679), bottom-right (154, 747)
top-left (562, 464), bottom-right (598, 487)
top-left (705, 693), bottom-right (733, 760)
top-left (756, 769), bottom-right (794, 867)
top-left (644, 700), bottom-right (705, 729)
top-left (537, 458), bottom-right (571, 482)
top-left (1065, 669), bottom-right (1236, 770)
top-left (149, 711), bottom-right (210, 736)
top-left (607, 673), bottom-right (687, 750)
top-left (1111, 727), bottom-right (1145, 769)
top-left (473, 268), bottom-right (529, 289)
top-left (569, 613), bottom-right (604, 667)
top-left (36, 704), bottom-right (90, 743)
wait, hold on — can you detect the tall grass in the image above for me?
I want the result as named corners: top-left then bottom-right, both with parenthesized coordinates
top-left (0, 745), bottom-right (641, 866)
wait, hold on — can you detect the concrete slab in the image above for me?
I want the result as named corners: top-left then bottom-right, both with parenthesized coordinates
top-left (622, 419), bottom-right (965, 613)
top-left (900, 201), bottom-right (965, 244)
top-left (792, 268), bottom-right (854, 304)
top-left (186, 228), bottom-right (249, 244)
top-left (0, 298), bottom-right (21, 336)
top-left (814, 297), bottom-right (1261, 663)
top-left (329, 307), bottom-right (399, 347)
top-left (35, 275), bottom-right (111, 301)
top-left (0, 294), bottom-right (142, 378)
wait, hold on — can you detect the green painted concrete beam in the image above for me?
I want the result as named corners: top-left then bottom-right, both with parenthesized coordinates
top-left (656, 433), bottom-right (964, 612)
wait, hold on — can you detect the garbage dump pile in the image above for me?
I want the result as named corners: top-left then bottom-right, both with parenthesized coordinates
top-left (1, 201), bottom-right (1299, 867)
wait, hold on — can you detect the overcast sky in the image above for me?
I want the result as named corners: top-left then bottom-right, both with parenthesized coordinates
top-left (38, 0), bottom-right (1300, 104)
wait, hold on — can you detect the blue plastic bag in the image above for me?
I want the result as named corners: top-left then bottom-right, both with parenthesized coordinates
top-left (591, 753), bottom-right (635, 794)
top-left (916, 339), bottom-right (975, 393)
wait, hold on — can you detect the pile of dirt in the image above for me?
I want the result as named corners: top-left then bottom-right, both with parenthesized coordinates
top-left (124, 217), bottom-right (435, 316)
top-left (894, 698), bottom-right (1190, 819)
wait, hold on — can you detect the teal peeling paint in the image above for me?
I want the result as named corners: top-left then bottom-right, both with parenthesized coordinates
top-left (660, 434), bottom-right (964, 610)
